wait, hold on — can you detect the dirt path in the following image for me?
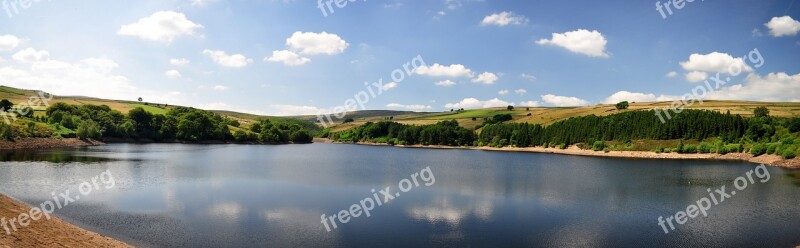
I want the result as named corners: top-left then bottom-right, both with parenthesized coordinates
top-left (0, 194), bottom-right (131, 248)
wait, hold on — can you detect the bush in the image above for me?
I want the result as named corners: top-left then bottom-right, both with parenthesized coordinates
top-left (559, 143), bottom-right (567, 149)
top-left (680, 144), bottom-right (698, 154)
top-left (782, 149), bottom-right (797, 159)
top-left (750, 143), bottom-right (767, 156)
top-left (767, 143), bottom-right (778, 154)
top-left (698, 142), bottom-right (713, 153)
top-left (76, 120), bottom-right (102, 140)
top-left (592, 141), bottom-right (605, 151)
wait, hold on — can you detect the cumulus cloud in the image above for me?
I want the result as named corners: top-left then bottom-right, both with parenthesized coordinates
top-left (536, 29), bottom-right (609, 58)
top-left (265, 50), bottom-right (311, 66)
top-left (498, 89), bottom-right (509, 95)
top-left (202, 49), bottom-right (252, 68)
top-left (118, 11), bottom-right (203, 44)
top-left (165, 70), bottom-right (182, 78)
top-left (665, 71), bottom-right (678, 78)
top-left (0, 49), bottom-right (181, 103)
top-left (386, 103), bottom-right (432, 111)
top-left (12, 48), bottom-right (49, 63)
top-left (413, 63), bottom-right (474, 78)
top-left (679, 52), bottom-right (752, 74)
top-left (541, 94), bottom-right (590, 106)
top-left (765, 15), bottom-right (800, 37)
top-left (170, 58), bottom-right (190, 66)
top-left (434, 80), bottom-right (456, 87)
top-left (705, 72), bottom-right (800, 102)
top-left (685, 71), bottom-right (709, 83)
top-left (602, 91), bottom-right (676, 104)
top-left (481, 12), bottom-right (528, 27)
top-left (213, 85), bottom-right (228, 91)
top-left (471, 72), bottom-right (499, 84)
top-left (444, 98), bottom-right (513, 109)
top-left (0, 35), bottom-right (21, 51)
top-left (268, 104), bottom-right (328, 116)
top-left (286, 31), bottom-right (349, 55)
top-left (515, 89), bottom-right (527, 95)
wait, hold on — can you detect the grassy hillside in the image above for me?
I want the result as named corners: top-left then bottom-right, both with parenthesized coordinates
top-left (322, 101), bottom-right (800, 131)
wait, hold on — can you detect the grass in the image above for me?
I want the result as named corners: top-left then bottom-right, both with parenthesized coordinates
top-left (128, 103), bottom-right (168, 115)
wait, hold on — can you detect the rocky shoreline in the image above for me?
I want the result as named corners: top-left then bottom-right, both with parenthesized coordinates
top-left (0, 138), bottom-right (103, 151)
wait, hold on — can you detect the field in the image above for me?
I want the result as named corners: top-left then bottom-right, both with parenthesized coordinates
top-left (3, 85), bottom-right (800, 133)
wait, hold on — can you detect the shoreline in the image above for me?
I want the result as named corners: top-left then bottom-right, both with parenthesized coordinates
top-left (0, 138), bottom-right (103, 151)
top-left (0, 194), bottom-right (131, 247)
top-left (314, 138), bottom-right (800, 169)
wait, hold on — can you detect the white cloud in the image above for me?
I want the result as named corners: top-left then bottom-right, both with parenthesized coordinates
top-left (213, 85), bottom-right (228, 91)
top-left (705, 72), bottom-right (800, 102)
top-left (514, 89), bottom-right (527, 95)
top-left (413, 63), bottom-right (474, 78)
top-left (498, 90), bottom-right (509, 95)
top-left (679, 52), bottom-right (752, 74)
top-left (382, 82), bottom-right (398, 91)
top-left (536, 29), bottom-right (609, 58)
top-left (541, 94), bottom-right (590, 106)
top-left (444, 98), bottom-right (514, 109)
top-left (0, 51), bottom-right (182, 104)
top-left (520, 73), bottom-right (537, 82)
top-left (0, 35), bottom-right (21, 51)
top-left (118, 11), bottom-right (203, 44)
top-left (765, 15), bottom-right (800, 37)
top-left (384, 2), bottom-right (403, 8)
top-left (12, 48), bottom-right (49, 63)
top-left (685, 71), bottom-right (709, 83)
top-left (170, 58), bottom-right (190, 66)
top-left (602, 91), bottom-right (676, 104)
top-left (471, 72), bottom-right (498, 84)
top-left (434, 80), bottom-right (456, 87)
top-left (386, 103), bottom-right (432, 111)
top-left (481, 12), bottom-right (528, 27)
top-left (265, 50), bottom-right (311, 66)
top-left (202, 49), bottom-right (252, 68)
top-left (286, 31), bottom-right (348, 55)
top-left (519, 101), bottom-right (540, 107)
top-left (665, 71), bottom-right (678, 78)
top-left (165, 70), bottom-right (182, 79)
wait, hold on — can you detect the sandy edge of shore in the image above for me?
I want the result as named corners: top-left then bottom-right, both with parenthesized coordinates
top-left (0, 194), bottom-right (131, 248)
top-left (314, 138), bottom-right (800, 169)
top-left (0, 138), bottom-right (103, 151)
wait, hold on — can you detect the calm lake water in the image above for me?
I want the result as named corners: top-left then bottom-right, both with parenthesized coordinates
top-left (0, 143), bottom-right (799, 247)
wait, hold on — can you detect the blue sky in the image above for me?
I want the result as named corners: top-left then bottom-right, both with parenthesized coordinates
top-left (0, 0), bottom-right (798, 115)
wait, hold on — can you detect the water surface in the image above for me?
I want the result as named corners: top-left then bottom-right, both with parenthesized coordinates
top-left (0, 143), bottom-right (798, 247)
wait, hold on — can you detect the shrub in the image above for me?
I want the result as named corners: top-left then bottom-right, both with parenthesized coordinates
top-left (750, 143), bottom-right (767, 156)
top-left (592, 141), bottom-right (605, 151)
top-left (680, 144), bottom-right (698, 154)
top-left (698, 142), bottom-right (713, 153)
top-left (559, 143), bottom-right (567, 149)
top-left (782, 149), bottom-right (797, 159)
top-left (767, 143), bottom-right (778, 154)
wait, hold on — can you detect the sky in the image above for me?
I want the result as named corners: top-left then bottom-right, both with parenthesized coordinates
top-left (0, 0), bottom-right (799, 116)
